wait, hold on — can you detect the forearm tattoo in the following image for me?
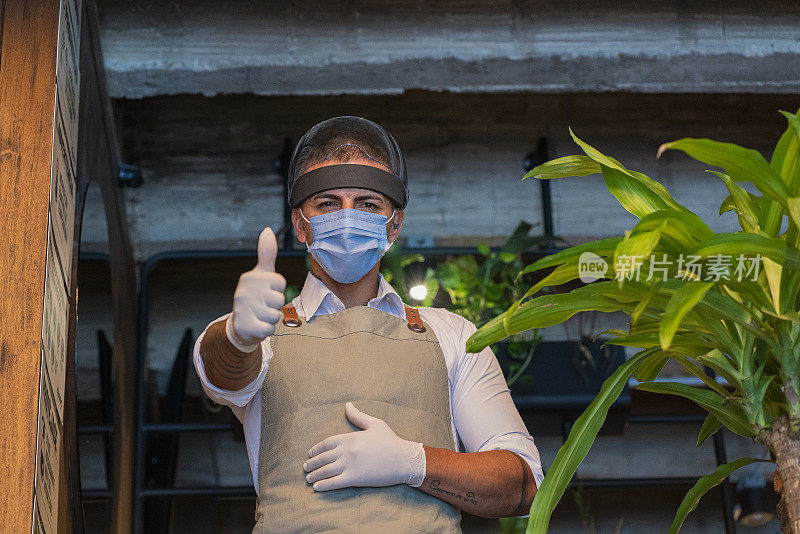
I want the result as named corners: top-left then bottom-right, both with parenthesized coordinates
top-left (428, 480), bottom-right (478, 505)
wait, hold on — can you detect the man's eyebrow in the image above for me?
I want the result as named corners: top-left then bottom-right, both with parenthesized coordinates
top-left (354, 194), bottom-right (384, 202)
top-left (312, 193), bottom-right (340, 200)
top-left (311, 193), bottom-right (385, 202)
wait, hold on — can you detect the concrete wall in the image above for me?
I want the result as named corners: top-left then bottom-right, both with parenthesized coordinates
top-left (80, 92), bottom-right (798, 259)
top-left (97, 0), bottom-right (800, 98)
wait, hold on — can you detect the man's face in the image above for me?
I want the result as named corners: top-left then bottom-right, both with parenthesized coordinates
top-left (291, 157), bottom-right (405, 246)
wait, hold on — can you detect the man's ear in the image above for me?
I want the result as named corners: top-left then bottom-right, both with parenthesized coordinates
top-left (291, 208), bottom-right (310, 244)
top-left (387, 209), bottom-right (404, 243)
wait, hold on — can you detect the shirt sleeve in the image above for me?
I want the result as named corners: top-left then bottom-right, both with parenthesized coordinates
top-left (192, 313), bottom-right (271, 418)
top-left (448, 313), bottom-right (545, 496)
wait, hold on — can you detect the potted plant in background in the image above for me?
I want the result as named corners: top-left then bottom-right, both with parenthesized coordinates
top-left (382, 221), bottom-right (548, 387)
top-left (432, 221), bottom-right (546, 388)
top-left (467, 109), bottom-right (800, 533)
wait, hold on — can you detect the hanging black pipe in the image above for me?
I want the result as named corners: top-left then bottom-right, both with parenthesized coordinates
top-left (523, 137), bottom-right (554, 248)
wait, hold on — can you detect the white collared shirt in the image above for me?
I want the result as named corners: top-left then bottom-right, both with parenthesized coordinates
top-left (193, 272), bottom-right (545, 493)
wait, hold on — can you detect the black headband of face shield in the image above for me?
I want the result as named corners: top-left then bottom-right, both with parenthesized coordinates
top-left (289, 164), bottom-right (408, 209)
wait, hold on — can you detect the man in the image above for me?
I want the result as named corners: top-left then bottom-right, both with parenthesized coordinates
top-left (193, 116), bottom-right (544, 533)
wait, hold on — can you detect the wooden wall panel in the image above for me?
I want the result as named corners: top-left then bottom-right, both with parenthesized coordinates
top-left (0, 1), bottom-right (5, 68)
top-left (0, 0), bottom-right (62, 531)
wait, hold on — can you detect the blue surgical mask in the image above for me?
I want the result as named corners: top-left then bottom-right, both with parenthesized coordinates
top-left (300, 207), bottom-right (396, 284)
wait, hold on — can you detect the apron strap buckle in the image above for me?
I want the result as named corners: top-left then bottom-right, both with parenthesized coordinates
top-left (404, 304), bottom-right (426, 333)
top-left (281, 304), bottom-right (302, 327)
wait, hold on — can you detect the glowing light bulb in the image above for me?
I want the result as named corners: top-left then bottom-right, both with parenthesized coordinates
top-left (409, 284), bottom-right (427, 301)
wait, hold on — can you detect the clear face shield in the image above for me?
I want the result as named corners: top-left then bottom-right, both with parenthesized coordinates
top-left (287, 116), bottom-right (409, 210)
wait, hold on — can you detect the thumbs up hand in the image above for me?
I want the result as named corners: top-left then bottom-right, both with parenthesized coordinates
top-left (226, 227), bottom-right (287, 352)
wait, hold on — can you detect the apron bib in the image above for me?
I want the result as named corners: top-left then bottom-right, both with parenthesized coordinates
top-left (253, 303), bottom-right (462, 533)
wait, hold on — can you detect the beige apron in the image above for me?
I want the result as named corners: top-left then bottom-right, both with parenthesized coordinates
top-left (253, 303), bottom-right (463, 533)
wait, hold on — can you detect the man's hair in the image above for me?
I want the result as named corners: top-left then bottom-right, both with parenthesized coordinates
top-left (303, 136), bottom-right (392, 172)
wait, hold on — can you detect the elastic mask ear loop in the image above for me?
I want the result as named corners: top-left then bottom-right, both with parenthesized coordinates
top-left (299, 208), bottom-right (313, 249)
top-left (386, 208), bottom-right (398, 249)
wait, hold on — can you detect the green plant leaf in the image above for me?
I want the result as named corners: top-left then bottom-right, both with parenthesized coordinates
top-left (668, 457), bottom-right (773, 534)
top-left (660, 282), bottom-right (714, 349)
top-left (525, 348), bottom-right (657, 534)
top-left (708, 171), bottom-right (761, 234)
top-left (634, 209), bottom-right (714, 249)
top-left (604, 333), bottom-right (710, 358)
top-left (422, 274), bottom-right (439, 308)
top-left (518, 262), bottom-right (584, 301)
top-left (635, 381), bottom-right (753, 438)
top-left (658, 138), bottom-right (788, 205)
top-left (602, 333), bottom-right (662, 349)
top-left (650, 280), bottom-right (756, 340)
top-left (759, 198), bottom-right (783, 238)
top-left (523, 155), bottom-right (601, 180)
top-left (477, 243), bottom-right (491, 256)
top-left (778, 109), bottom-right (800, 150)
top-left (601, 166), bottom-right (686, 219)
top-left (776, 109), bottom-right (800, 196)
top-left (466, 283), bottom-right (626, 352)
top-left (779, 268), bottom-right (800, 317)
top-left (787, 197), bottom-right (800, 234)
top-left (501, 221), bottom-right (553, 254)
top-left (614, 228), bottom-right (666, 280)
top-left (671, 354), bottom-right (730, 398)
top-left (631, 348), bottom-right (671, 382)
top-left (399, 253), bottom-right (425, 268)
top-left (696, 414), bottom-right (723, 447)
top-left (631, 282), bottom-right (659, 326)
top-left (569, 128), bottom-right (632, 176)
top-left (500, 252), bottom-right (517, 263)
top-left (689, 232), bottom-right (800, 272)
top-left (768, 110), bottom-right (800, 236)
top-left (518, 237), bottom-right (622, 275)
top-left (696, 349), bottom-right (742, 389)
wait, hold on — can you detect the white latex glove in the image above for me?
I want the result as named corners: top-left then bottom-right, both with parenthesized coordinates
top-left (303, 402), bottom-right (426, 491)
top-left (226, 227), bottom-right (287, 352)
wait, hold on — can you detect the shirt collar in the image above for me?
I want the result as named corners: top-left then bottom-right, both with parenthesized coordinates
top-left (296, 271), bottom-right (406, 321)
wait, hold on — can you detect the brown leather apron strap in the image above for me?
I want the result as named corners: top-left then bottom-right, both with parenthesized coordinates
top-left (404, 304), bottom-right (426, 333)
top-left (283, 302), bottom-right (424, 332)
top-left (281, 304), bottom-right (302, 327)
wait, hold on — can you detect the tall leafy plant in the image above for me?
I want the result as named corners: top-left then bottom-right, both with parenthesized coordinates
top-left (467, 110), bottom-right (800, 533)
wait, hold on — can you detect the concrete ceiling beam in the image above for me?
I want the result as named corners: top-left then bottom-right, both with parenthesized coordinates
top-left (98, 0), bottom-right (800, 98)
